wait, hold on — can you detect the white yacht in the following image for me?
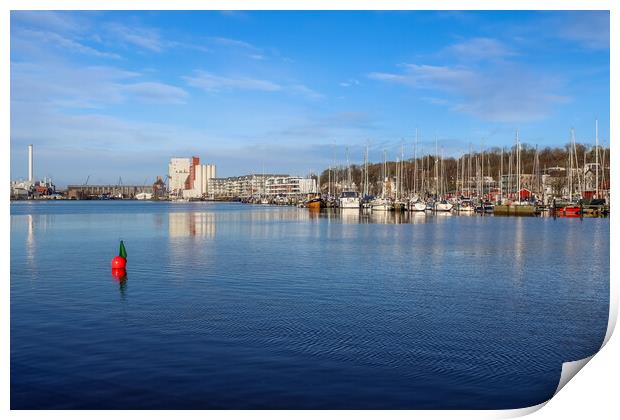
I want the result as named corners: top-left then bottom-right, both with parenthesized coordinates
top-left (434, 200), bottom-right (454, 212)
top-left (408, 196), bottom-right (427, 212)
top-left (457, 199), bottom-right (475, 213)
top-left (370, 197), bottom-right (393, 211)
top-left (339, 191), bottom-right (360, 209)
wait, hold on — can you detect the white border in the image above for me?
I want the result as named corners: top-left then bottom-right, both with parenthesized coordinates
top-left (2, 1), bottom-right (616, 419)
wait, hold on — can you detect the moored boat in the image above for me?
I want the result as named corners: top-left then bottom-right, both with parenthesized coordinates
top-left (305, 197), bottom-right (324, 209)
top-left (339, 191), bottom-right (360, 209)
top-left (434, 200), bottom-right (453, 212)
top-left (370, 197), bottom-right (393, 211)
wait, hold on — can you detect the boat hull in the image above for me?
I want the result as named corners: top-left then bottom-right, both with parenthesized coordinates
top-left (434, 203), bottom-right (453, 212)
top-left (339, 198), bottom-right (360, 209)
top-left (408, 202), bottom-right (427, 212)
top-left (306, 199), bottom-right (324, 209)
top-left (493, 204), bottom-right (537, 216)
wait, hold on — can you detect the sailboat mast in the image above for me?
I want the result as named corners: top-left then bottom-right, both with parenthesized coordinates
top-left (346, 146), bottom-right (351, 189)
top-left (516, 130), bottom-right (521, 202)
top-left (382, 149), bottom-right (387, 199)
top-left (595, 119), bottom-right (599, 199)
top-left (434, 136), bottom-right (439, 199)
top-left (414, 130), bottom-right (418, 196)
top-left (500, 147), bottom-right (503, 201)
top-left (456, 155), bottom-right (460, 197)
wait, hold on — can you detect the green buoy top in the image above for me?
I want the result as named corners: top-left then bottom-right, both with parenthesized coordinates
top-left (119, 240), bottom-right (127, 259)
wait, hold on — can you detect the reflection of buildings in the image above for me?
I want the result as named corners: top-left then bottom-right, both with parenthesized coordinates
top-left (211, 174), bottom-right (316, 199)
top-left (168, 156), bottom-right (217, 199)
top-left (168, 212), bottom-right (216, 238)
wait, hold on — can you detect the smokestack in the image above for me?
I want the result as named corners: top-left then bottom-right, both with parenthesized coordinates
top-left (28, 144), bottom-right (33, 182)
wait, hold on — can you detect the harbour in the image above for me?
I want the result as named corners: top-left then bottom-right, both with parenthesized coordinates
top-left (8, 9), bottom-right (612, 412)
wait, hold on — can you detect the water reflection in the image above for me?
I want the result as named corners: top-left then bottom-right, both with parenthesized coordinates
top-left (340, 209), bottom-right (360, 224)
top-left (169, 212), bottom-right (216, 238)
top-left (26, 214), bottom-right (35, 267)
top-left (111, 268), bottom-right (128, 299)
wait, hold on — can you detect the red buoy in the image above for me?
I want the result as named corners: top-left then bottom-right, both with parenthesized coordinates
top-left (111, 256), bottom-right (126, 269)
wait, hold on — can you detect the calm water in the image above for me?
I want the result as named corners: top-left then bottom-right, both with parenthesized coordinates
top-left (11, 201), bottom-right (609, 409)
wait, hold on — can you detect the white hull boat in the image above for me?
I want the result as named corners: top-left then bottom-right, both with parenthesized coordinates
top-left (435, 201), bottom-right (454, 212)
top-left (339, 191), bottom-right (360, 209)
top-left (370, 198), bottom-right (393, 211)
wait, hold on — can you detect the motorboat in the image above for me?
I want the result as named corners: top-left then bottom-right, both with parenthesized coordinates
top-left (339, 191), bottom-right (360, 209)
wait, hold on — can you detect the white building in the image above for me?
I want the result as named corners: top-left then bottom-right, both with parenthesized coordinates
top-left (211, 174), bottom-right (316, 199)
top-left (168, 156), bottom-right (217, 199)
top-left (168, 158), bottom-right (190, 193)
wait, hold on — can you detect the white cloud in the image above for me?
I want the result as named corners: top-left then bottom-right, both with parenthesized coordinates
top-left (14, 29), bottom-right (121, 59)
top-left (12, 61), bottom-right (187, 108)
top-left (368, 63), bottom-right (569, 123)
top-left (107, 23), bottom-right (164, 52)
top-left (339, 79), bottom-right (360, 87)
top-left (11, 11), bottom-right (84, 33)
top-left (555, 11), bottom-right (609, 50)
top-left (210, 37), bottom-right (256, 50)
top-left (443, 37), bottom-right (517, 61)
top-left (184, 71), bottom-right (323, 100)
top-left (289, 84), bottom-right (324, 100)
top-left (184, 71), bottom-right (282, 92)
top-left (124, 82), bottom-right (189, 104)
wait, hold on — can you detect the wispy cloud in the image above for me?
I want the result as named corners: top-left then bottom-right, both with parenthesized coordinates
top-left (369, 64), bottom-right (474, 88)
top-left (555, 11), bottom-right (609, 50)
top-left (289, 84), bottom-right (324, 100)
top-left (124, 82), bottom-right (189, 104)
top-left (339, 79), bottom-right (360, 87)
top-left (184, 70), bottom-right (282, 92)
top-left (11, 10), bottom-right (84, 33)
top-left (369, 63), bottom-right (569, 122)
top-left (12, 61), bottom-right (187, 108)
top-left (107, 22), bottom-right (164, 52)
top-left (442, 37), bottom-right (517, 61)
top-left (184, 71), bottom-right (323, 100)
top-left (207, 35), bottom-right (295, 63)
top-left (210, 36), bottom-right (256, 50)
top-left (267, 112), bottom-right (376, 139)
top-left (13, 28), bottom-right (121, 59)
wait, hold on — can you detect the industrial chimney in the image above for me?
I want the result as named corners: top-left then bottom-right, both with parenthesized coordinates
top-left (28, 144), bottom-right (33, 182)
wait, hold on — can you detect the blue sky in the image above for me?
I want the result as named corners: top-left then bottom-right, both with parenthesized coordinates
top-left (10, 10), bottom-right (609, 186)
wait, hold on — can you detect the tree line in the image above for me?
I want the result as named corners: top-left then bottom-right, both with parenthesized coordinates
top-left (315, 143), bottom-right (611, 197)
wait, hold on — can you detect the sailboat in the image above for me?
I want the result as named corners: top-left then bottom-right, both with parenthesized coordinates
top-left (361, 145), bottom-right (372, 209)
top-left (407, 132), bottom-right (427, 212)
top-left (370, 150), bottom-right (394, 211)
top-left (433, 142), bottom-right (453, 212)
top-left (339, 147), bottom-right (360, 209)
top-left (494, 130), bottom-right (537, 216)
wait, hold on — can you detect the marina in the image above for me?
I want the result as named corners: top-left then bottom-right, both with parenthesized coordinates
top-left (12, 124), bottom-right (610, 219)
top-left (8, 9), bottom-right (611, 412)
